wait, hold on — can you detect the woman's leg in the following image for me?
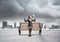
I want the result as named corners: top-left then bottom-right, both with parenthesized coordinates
top-left (29, 28), bottom-right (32, 36)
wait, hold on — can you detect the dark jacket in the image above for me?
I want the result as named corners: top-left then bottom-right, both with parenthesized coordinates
top-left (24, 19), bottom-right (35, 27)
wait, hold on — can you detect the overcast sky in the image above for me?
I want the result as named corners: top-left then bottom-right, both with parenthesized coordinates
top-left (0, 0), bottom-right (60, 27)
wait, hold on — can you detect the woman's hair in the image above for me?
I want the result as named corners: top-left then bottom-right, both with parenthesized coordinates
top-left (28, 16), bottom-right (33, 19)
top-left (28, 16), bottom-right (30, 19)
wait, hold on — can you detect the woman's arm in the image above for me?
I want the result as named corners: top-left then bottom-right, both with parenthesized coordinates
top-left (24, 19), bottom-right (28, 22)
top-left (32, 18), bottom-right (36, 22)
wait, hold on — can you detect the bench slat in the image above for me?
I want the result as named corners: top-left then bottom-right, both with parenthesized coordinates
top-left (19, 22), bottom-right (40, 30)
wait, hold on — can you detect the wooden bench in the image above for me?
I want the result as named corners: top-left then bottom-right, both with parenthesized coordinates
top-left (18, 22), bottom-right (42, 35)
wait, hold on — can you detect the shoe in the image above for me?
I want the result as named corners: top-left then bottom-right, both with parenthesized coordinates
top-left (29, 35), bottom-right (31, 37)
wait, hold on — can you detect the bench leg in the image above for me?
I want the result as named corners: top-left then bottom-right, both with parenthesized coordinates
top-left (19, 30), bottom-right (21, 35)
top-left (39, 30), bottom-right (42, 35)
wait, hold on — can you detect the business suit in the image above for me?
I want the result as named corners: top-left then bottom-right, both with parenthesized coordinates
top-left (24, 16), bottom-right (36, 36)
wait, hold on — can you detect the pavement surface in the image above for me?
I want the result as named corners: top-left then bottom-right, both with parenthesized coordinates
top-left (0, 29), bottom-right (60, 42)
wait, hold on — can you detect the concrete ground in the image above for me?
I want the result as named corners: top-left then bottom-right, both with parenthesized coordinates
top-left (0, 29), bottom-right (60, 42)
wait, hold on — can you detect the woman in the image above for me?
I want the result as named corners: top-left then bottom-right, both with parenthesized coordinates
top-left (24, 16), bottom-right (35, 37)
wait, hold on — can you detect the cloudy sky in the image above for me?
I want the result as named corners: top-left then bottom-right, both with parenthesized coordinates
top-left (0, 0), bottom-right (60, 27)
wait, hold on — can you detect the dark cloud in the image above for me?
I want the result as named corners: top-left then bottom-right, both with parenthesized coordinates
top-left (0, 0), bottom-right (60, 25)
top-left (34, 12), bottom-right (60, 23)
top-left (37, 0), bottom-right (48, 7)
top-left (0, 0), bottom-right (24, 20)
top-left (53, 0), bottom-right (60, 6)
top-left (36, 13), bottom-right (60, 19)
top-left (17, 0), bottom-right (30, 8)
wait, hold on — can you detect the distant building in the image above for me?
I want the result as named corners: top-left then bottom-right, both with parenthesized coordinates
top-left (7, 25), bottom-right (12, 28)
top-left (40, 23), bottom-right (43, 28)
top-left (14, 22), bottom-right (16, 28)
top-left (51, 25), bottom-right (60, 29)
top-left (44, 25), bottom-right (46, 29)
top-left (3, 21), bottom-right (7, 28)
